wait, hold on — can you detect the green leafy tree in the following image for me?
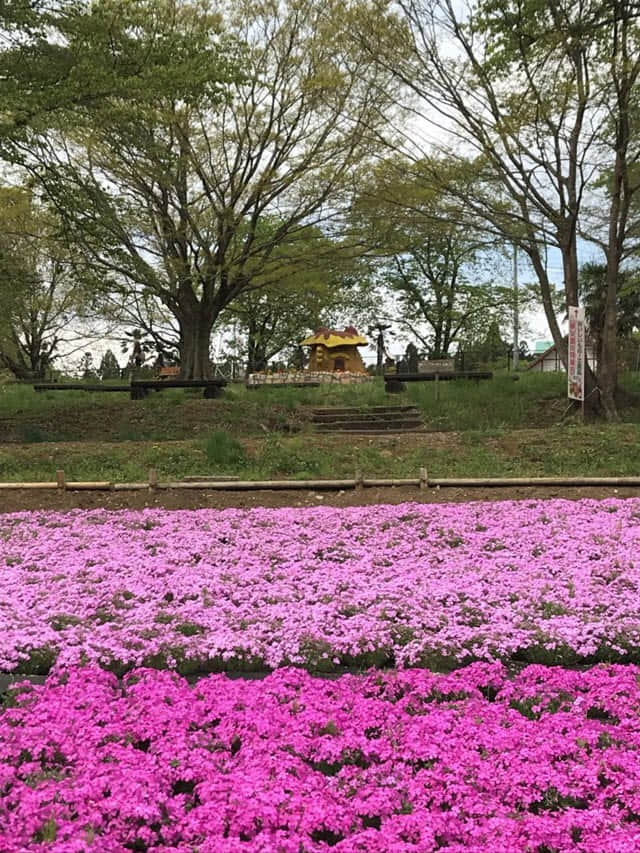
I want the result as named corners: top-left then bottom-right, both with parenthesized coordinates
top-left (19, 0), bottom-right (396, 378)
top-left (0, 186), bottom-right (85, 380)
top-left (579, 262), bottom-right (640, 358)
top-left (351, 157), bottom-right (518, 357)
top-left (229, 273), bottom-right (375, 374)
top-left (0, 0), bottom-right (241, 152)
top-left (224, 224), bottom-right (377, 372)
top-left (79, 351), bottom-right (96, 380)
top-left (355, 0), bottom-right (640, 417)
top-left (98, 349), bottom-right (121, 380)
top-left (464, 319), bottom-right (509, 365)
top-left (380, 248), bottom-right (517, 358)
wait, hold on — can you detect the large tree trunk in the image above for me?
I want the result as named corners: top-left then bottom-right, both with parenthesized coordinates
top-left (246, 347), bottom-right (268, 374)
top-left (177, 310), bottom-right (215, 380)
top-left (599, 238), bottom-right (621, 420)
top-left (598, 69), bottom-right (631, 421)
top-left (528, 238), bottom-right (604, 416)
top-left (0, 329), bottom-right (40, 381)
top-left (27, 330), bottom-right (48, 380)
top-left (246, 320), bottom-right (270, 374)
top-left (0, 352), bottom-right (32, 381)
top-left (431, 323), bottom-right (444, 359)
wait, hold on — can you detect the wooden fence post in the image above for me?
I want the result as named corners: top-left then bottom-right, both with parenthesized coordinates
top-left (148, 468), bottom-right (158, 492)
top-left (56, 469), bottom-right (66, 492)
top-left (419, 467), bottom-right (428, 490)
top-left (355, 468), bottom-right (364, 491)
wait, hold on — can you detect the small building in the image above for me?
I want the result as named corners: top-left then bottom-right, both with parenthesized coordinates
top-left (527, 339), bottom-right (597, 373)
top-left (300, 326), bottom-right (368, 373)
top-left (534, 339), bottom-right (553, 354)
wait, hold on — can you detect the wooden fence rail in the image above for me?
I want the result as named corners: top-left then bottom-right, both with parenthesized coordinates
top-left (0, 470), bottom-right (638, 492)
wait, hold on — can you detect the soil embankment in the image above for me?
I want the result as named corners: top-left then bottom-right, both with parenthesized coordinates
top-left (0, 483), bottom-right (637, 512)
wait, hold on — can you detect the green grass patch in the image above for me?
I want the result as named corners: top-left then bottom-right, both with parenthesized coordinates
top-left (1, 372), bottom-right (639, 443)
top-left (405, 372), bottom-right (567, 430)
top-left (0, 372), bottom-right (638, 483)
top-left (201, 430), bottom-right (247, 468)
top-left (0, 423), bottom-right (638, 483)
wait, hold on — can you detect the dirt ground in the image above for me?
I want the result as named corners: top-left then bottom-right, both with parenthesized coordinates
top-left (0, 484), bottom-right (637, 513)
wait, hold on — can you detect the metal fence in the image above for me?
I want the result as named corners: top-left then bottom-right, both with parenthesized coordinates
top-left (455, 342), bottom-right (640, 373)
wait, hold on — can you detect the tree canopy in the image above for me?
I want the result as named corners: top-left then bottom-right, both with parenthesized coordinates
top-left (0, 0), bottom-right (241, 149)
top-left (3, 0), bottom-right (638, 401)
top-left (350, 156), bottom-right (518, 358)
top-left (223, 225), bottom-right (376, 373)
top-left (353, 0), bottom-right (640, 416)
top-left (0, 186), bottom-right (86, 379)
top-left (10, 0), bottom-right (396, 378)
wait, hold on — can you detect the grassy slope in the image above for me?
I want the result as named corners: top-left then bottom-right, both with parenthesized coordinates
top-left (0, 372), bottom-right (582, 439)
top-left (0, 373), bottom-right (639, 482)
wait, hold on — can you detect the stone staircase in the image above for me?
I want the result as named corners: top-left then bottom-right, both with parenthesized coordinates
top-left (310, 405), bottom-right (424, 434)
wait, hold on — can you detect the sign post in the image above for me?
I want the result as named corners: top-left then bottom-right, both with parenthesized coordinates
top-left (567, 306), bottom-right (586, 416)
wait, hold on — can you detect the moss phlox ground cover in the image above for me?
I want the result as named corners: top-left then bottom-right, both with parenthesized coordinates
top-left (1, 499), bottom-right (639, 673)
top-left (3, 664), bottom-right (640, 851)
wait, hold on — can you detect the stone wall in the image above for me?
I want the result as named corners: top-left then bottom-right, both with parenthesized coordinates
top-left (247, 371), bottom-right (373, 386)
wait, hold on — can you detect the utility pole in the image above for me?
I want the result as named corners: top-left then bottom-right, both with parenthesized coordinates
top-left (512, 244), bottom-right (519, 371)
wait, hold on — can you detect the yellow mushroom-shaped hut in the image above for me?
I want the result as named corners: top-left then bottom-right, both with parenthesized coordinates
top-left (300, 326), bottom-right (368, 373)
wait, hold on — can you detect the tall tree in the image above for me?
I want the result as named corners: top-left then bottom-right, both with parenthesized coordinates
top-left (355, 0), bottom-right (640, 417)
top-left (0, 0), bottom-right (239, 157)
top-left (228, 268), bottom-right (375, 373)
top-left (351, 157), bottom-right (517, 356)
top-left (579, 261), bottom-right (640, 360)
top-left (0, 186), bottom-right (85, 380)
top-left (98, 349), bottom-right (121, 380)
top-left (0, 0), bottom-right (243, 375)
top-left (382, 251), bottom-right (516, 358)
top-left (18, 0), bottom-right (395, 378)
top-left (227, 281), bottom-right (328, 374)
top-left (224, 222), bottom-right (376, 372)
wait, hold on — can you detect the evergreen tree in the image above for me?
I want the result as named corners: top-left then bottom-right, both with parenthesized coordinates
top-left (79, 352), bottom-right (96, 380)
top-left (98, 349), bottom-right (120, 380)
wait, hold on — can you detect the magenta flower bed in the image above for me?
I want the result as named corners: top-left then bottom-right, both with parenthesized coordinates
top-left (3, 663), bottom-right (640, 851)
top-left (1, 499), bottom-right (640, 674)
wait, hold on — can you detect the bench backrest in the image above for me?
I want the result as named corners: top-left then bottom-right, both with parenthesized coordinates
top-left (158, 366), bottom-right (180, 379)
top-left (418, 358), bottom-right (455, 373)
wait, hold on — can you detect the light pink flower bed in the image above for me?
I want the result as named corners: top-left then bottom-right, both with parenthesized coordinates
top-left (1, 498), bottom-right (640, 673)
top-left (2, 664), bottom-right (640, 851)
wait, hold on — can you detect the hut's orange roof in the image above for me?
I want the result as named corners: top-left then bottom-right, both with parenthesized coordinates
top-left (300, 326), bottom-right (368, 348)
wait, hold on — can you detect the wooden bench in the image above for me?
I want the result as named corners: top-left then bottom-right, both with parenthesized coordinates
top-left (246, 381), bottom-right (321, 389)
top-left (384, 371), bottom-right (493, 393)
top-left (33, 383), bottom-right (130, 393)
top-left (34, 378), bottom-right (227, 399)
top-left (157, 366), bottom-right (181, 380)
top-left (129, 378), bottom-right (227, 399)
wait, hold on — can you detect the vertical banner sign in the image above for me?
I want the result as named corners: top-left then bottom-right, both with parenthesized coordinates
top-left (567, 306), bottom-right (586, 401)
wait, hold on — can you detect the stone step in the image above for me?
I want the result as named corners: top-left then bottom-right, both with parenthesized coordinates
top-left (314, 429), bottom-right (430, 436)
top-left (310, 405), bottom-right (418, 415)
top-left (315, 419), bottom-right (424, 432)
top-left (311, 409), bottom-right (421, 423)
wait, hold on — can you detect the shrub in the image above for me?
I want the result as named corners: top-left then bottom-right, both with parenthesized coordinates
top-left (201, 430), bottom-right (246, 468)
